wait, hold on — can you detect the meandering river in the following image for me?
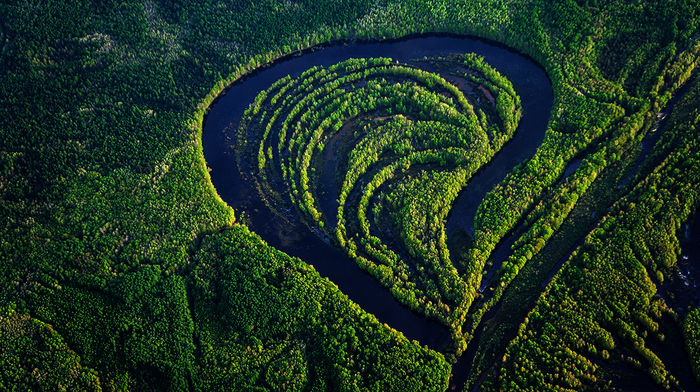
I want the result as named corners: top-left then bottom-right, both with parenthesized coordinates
top-left (202, 35), bottom-right (553, 380)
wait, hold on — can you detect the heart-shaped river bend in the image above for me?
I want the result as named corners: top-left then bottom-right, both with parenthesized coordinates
top-left (203, 36), bottom-right (552, 352)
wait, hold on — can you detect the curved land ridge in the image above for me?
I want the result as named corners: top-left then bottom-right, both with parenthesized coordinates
top-left (234, 53), bottom-right (521, 338)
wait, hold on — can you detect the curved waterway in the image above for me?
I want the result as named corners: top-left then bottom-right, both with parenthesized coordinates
top-left (202, 35), bottom-right (553, 378)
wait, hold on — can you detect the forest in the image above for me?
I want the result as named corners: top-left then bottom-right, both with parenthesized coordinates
top-left (1, 0), bottom-right (698, 391)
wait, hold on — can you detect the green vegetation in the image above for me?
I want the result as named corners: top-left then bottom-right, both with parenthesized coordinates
top-left (497, 76), bottom-right (700, 391)
top-left (235, 54), bottom-right (520, 342)
top-left (1, 0), bottom-right (699, 391)
top-left (684, 309), bottom-right (700, 384)
top-left (459, 114), bottom-right (673, 390)
top-left (0, 306), bottom-right (100, 391)
top-left (190, 225), bottom-right (450, 391)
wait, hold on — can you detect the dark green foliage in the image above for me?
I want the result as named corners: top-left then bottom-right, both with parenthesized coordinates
top-left (0, 306), bottom-right (101, 392)
top-left (683, 309), bottom-right (700, 384)
top-left (29, 266), bottom-right (196, 391)
top-left (593, 0), bottom-right (699, 96)
top-left (190, 225), bottom-right (450, 391)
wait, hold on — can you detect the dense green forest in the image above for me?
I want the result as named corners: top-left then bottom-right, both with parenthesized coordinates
top-left (1, 0), bottom-right (698, 391)
top-left (497, 76), bottom-right (700, 391)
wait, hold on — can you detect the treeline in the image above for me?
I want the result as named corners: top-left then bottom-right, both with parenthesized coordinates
top-left (456, 9), bottom-right (699, 371)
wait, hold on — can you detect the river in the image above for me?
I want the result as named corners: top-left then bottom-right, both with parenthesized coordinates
top-left (202, 35), bottom-right (553, 384)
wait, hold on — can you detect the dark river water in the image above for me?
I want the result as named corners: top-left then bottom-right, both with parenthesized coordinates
top-left (202, 35), bottom-right (553, 384)
top-left (667, 213), bottom-right (700, 313)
